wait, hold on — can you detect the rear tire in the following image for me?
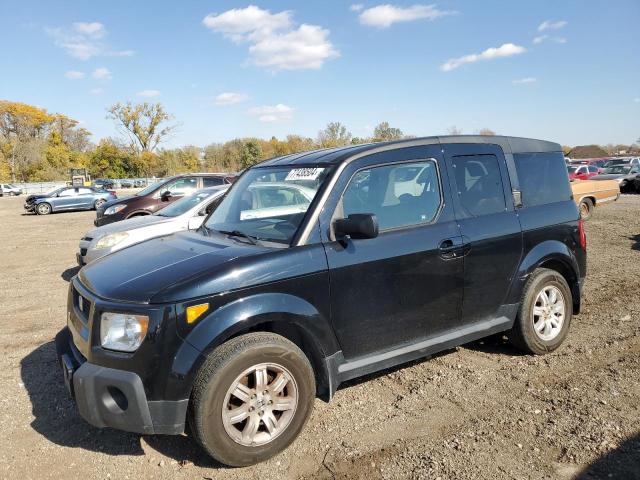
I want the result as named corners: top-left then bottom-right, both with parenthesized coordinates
top-left (508, 268), bottom-right (572, 355)
top-left (189, 332), bottom-right (315, 467)
top-left (36, 203), bottom-right (52, 215)
top-left (579, 198), bottom-right (594, 220)
top-left (94, 199), bottom-right (106, 210)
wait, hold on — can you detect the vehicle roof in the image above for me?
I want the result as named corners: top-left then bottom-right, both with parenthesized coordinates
top-left (257, 135), bottom-right (562, 168)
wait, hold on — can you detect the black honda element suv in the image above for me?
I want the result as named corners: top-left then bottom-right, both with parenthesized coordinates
top-left (56, 136), bottom-right (586, 466)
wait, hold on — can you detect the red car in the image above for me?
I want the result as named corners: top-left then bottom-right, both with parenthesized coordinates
top-left (568, 164), bottom-right (600, 181)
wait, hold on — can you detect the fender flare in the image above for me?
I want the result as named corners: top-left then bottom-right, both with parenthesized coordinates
top-left (170, 292), bottom-right (341, 399)
top-left (508, 239), bottom-right (582, 309)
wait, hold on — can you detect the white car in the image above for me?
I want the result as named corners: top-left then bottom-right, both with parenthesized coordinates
top-left (77, 186), bottom-right (228, 265)
top-left (0, 183), bottom-right (23, 196)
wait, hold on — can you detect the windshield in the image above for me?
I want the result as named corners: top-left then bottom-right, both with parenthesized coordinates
top-left (135, 180), bottom-right (161, 196)
top-left (605, 166), bottom-right (631, 174)
top-left (44, 187), bottom-right (65, 196)
top-left (204, 166), bottom-right (332, 245)
top-left (156, 190), bottom-right (219, 217)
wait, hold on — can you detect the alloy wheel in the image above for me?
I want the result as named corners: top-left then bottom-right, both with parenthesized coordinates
top-left (222, 362), bottom-right (298, 447)
top-left (532, 285), bottom-right (565, 341)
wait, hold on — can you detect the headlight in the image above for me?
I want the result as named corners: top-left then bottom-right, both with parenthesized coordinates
top-left (104, 204), bottom-right (127, 215)
top-left (95, 231), bottom-right (129, 249)
top-left (100, 312), bottom-right (149, 352)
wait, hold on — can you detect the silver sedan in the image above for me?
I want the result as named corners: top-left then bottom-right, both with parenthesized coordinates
top-left (78, 185), bottom-right (228, 265)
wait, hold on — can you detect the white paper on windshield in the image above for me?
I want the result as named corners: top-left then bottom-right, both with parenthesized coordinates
top-left (285, 168), bottom-right (324, 181)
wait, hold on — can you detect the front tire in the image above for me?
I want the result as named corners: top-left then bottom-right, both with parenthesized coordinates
top-left (189, 332), bottom-right (315, 467)
top-left (36, 203), bottom-right (52, 215)
top-left (508, 268), bottom-right (572, 355)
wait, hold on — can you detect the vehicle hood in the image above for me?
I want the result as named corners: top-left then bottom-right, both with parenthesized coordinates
top-left (78, 230), bottom-right (274, 303)
top-left (85, 214), bottom-right (175, 239)
top-left (99, 195), bottom-right (140, 210)
top-left (26, 194), bottom-right (51, 202)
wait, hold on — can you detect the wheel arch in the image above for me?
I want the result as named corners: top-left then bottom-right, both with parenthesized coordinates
top-left (512, 240), bottom-right (582, 314)
top-left (126, 209), bottom-right (152, 218)
top-left (171, 293), bottom-right (340, 402)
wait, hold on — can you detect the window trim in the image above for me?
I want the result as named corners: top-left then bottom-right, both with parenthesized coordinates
top-left (330, 157), bottom-right (444, 238)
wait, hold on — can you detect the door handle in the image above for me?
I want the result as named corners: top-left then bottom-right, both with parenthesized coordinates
top-left (439, 237), bottom-right (467, 259)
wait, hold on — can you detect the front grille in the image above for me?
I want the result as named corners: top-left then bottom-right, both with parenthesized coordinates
top-left (82, 236), bottom-right (93, 241)
top-left (80, 248), bottom-right (87, 256)
top-left (72, 286), bottom-right (92, 325)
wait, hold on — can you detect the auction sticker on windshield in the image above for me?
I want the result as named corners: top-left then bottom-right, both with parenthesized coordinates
top-left (285, 168), bottom-right (325, 181)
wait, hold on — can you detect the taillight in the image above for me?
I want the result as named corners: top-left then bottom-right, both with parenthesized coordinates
top-left (578, 219), bottom-right (587, 250)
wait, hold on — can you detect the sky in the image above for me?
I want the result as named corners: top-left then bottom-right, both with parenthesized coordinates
top-left (1, 0), bottom-right (639, 148)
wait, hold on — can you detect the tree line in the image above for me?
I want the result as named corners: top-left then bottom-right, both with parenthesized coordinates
top-left (1, 99), bottom-right (638, 182)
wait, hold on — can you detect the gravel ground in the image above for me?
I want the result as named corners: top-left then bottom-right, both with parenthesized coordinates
top-left (0, 194), bottom-right (638, 480)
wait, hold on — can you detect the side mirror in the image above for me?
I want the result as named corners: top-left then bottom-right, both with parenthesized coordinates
top-left (188, 216), bottom-right (204, 230)
top-left (161, 190), bottom-right (171, 201)
top-left (334, 213), bottom-right (379, 240)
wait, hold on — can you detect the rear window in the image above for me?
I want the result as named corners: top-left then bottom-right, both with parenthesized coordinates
top-left (515, 152), bottom-right (572, 207)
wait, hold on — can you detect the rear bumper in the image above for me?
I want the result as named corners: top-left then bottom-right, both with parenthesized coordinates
top-left (55, 327), bottom-right (188, 435)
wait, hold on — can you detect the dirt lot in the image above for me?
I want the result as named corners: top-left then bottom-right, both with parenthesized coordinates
top-left (0, 194), bottom-right (638, 480)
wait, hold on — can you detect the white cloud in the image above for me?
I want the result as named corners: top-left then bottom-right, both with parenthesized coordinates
top-left (64, 70), bottom-right (85, 80)
top-left (513, 77), bottom-right (537, 85)
top-left (538, 20), bottom-right (568, 31)
top-left (248, 104), bottom-right (294, 122)
top-left (89, 88), bottom-right (103, 95)
top-left (441, 43), bottom-right (526, 72)
top-left (137, 89), bottom-right (161, 97)
top-left (533, 35), bottom-right (548, 44)
top-left (215, 92), bottom-right (249, 106)
top-left (92, 67), bottom-right (111, 80)
top-left (203, 6), bottom-right (339, 70)
top-left (350, 4), bottom-right (364, 12)
top-left (358, 4), bottom-right (456, 28)
top-left (45, 23), bottom-right (133, 60)
top-left (533, 34), bottom-right (567, 45)
top-left (73, 22), bottom-right (105, 38)
top-left (249, 24), bottom-right (339, 70)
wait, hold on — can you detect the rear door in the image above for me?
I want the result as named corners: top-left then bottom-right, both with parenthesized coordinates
top-left (77, 187), bottom-right (96, 209)
top-left (443, 143), bottom-right (523, 326)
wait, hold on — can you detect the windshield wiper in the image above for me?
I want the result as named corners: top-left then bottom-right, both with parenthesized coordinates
top-left (216, 229), bottom-right (259, 245)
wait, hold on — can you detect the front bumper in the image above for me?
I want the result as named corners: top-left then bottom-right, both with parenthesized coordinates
top-left (55, 327), bottom-right (188, 435)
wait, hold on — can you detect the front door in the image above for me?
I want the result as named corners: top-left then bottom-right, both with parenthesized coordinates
top-left (54, 187), bottom-right (80, 210)
top-left (443, 143), bottom-right (523, 325)
top-left (320, 145), bottom-right (464, 361)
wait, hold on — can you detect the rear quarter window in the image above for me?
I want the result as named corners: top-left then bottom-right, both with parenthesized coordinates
top-left (514, 152), bottom-right (572, 207)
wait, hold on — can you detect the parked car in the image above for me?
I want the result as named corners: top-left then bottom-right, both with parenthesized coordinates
top-left (120, 180), bottom-right (133, 188)
top-left (571, 179), bottom-right (620, 220)
top-left (56, 136), bottom-right (586, 467)
top-left (0, 183), bottom-right (23, 196)
top-left (568, 164), bottom-right (599, 181)
top-left (94, 173), bottom-right (234, 227)
top-left (24, 186), bottom-right (116, 215)
top-left (77, 186), bottom-right (228, 265)
top-left (93, 178), bottom-right (116, 190)
top-left (602, 158), bottom-right (631, 169)
top-left (133, 179), bottom-right (147, 188)
top-left (570, 158), bottom-right (608, 172)
top-left (591, 164), bottom-right (640, 193)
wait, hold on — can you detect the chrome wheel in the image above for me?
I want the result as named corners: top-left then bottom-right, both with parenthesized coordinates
top-left (222, 362), bottom-right (298, 447)
top-left (95, 199), bottom-right (106, 209)
top-left (532, 285), bottom-right (565, 341)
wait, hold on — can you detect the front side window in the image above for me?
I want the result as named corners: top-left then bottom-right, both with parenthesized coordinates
top-left (58, 188), bottom-right (77, 197)
top-left (341, 160), bottom-right (441, 231)
top-left (451, 154), bottom-right (506, 216)
top-left (205, 166), bottom-right (332, 244)
top-left (165, 177), bottom-right (198, 195)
